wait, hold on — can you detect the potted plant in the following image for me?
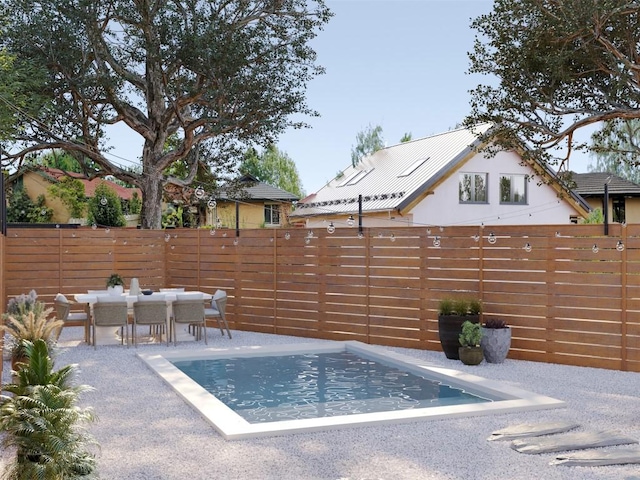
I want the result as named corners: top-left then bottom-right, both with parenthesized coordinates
top-left (106, 273), bottom-right (125, 295)
top-left (437, 297), bottom-right (481, 360)
top-left (458, 320), bottom-right (484, 365)
top-left (0, 339), bottom-right (98, 478)
top-left (0, 291), bottom-right (63, 372)
top-left (481, 318), bottom-right (511, 363)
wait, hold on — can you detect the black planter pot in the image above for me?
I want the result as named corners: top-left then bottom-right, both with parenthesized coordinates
top-left (438, 314), bottom-right (480, 360)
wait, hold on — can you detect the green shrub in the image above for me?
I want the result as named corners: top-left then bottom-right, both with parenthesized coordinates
top-left (87, 182), bottom-right (126, 227)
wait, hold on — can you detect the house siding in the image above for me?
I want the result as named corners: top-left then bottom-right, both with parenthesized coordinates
top-left (411, 150), bottom-right (581, 226)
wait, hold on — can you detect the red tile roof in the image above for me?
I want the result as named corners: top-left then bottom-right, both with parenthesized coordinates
top-left (39, 167), bottom-right (140, 200)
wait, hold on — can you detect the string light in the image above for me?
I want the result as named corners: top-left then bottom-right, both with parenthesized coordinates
top-left (523, 242), bottom-right (532, 252)
top-left (347, 215), bottom-right (355, 227)
top-left (390, 233), bottom-right (395, 242)
top-left (100, 196), bottom-right (107, 206)
top-left (616, 240), bottom-right (625, 252)
top-left (488, 232), bottom-right (497, 244)
top-left (207, 198), bottom-right (217, 209)
top-left (164, 234), bottom-right (170, 242)
top-left (285, 232), bottom-right (291, 240)
top-left (327, 222), bottom-right (335, 234)
top-left (433, 236), bottom-right (441, 247)
top-left (195, 186), bottom-right (205, 199)
top-left (592, 244), bottom-right (599, 253)
top-left (472, 234), bottom-right (480, 242)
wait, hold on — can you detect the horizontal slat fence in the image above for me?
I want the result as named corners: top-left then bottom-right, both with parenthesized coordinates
top-left (1, 224), bottom-right (639, 372)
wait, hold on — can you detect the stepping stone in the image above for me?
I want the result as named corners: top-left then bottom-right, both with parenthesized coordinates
top-left (488, 421), bottom-right (580, 441)
top-left (550, 446), bottom-right (640, 466)
top-left (512, 430), bottom-right (638, 454)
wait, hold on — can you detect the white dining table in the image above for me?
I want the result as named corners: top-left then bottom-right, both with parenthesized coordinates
top-left (74, 291), bottom-right (212, 345)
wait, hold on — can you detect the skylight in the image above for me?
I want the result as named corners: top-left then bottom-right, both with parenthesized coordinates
top-left (398, 157), bottom-right (430, 177)
top-left (338, 169), bottom-right (373, 187)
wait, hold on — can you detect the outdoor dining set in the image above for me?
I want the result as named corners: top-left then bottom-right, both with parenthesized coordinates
top-left (53, 287), bottom-right (230, 348)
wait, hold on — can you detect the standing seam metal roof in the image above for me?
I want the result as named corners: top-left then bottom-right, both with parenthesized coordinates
top-left (291, 124), bottom-right (492, 217)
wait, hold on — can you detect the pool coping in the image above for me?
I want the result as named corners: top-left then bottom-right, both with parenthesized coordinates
top-left (137, 341), bottom-right (565, 440)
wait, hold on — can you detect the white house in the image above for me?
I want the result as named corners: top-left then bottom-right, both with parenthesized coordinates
top-left (290, 124), bottom-right (590, 228)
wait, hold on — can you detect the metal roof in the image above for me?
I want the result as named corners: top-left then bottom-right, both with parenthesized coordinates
top-left (291, 124), bottom-right (493, 217)
top-left (570, 172), bottom-right (640, 197)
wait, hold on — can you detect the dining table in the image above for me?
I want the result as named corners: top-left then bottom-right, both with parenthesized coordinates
top-left (74, 290), bottom-right (212, 345)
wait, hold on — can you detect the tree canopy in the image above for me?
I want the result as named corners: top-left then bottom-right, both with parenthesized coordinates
top-left (240, 144), bottom-right (304, 197)
top-left (0, 0), bottom-right (332, 228)
top-left (464, 0), bottom-right (640, 172)
top-left (351, 124), bottom-right (384, 167)
top-left (589, 119), bottom-right (640, 184)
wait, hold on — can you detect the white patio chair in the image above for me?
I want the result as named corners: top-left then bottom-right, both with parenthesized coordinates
top-left (204, 290), bottom-right (231, 339)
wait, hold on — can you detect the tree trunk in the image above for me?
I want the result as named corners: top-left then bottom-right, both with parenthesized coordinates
top-left (139, 175), bottom-right (164, 229)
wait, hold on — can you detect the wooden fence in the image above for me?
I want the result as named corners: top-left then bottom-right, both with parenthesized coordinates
top-left (1, 223), bottom-right (639, 373)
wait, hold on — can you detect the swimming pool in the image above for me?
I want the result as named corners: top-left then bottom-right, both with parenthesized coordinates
top-left (138, 341), bottom-right (565, 440)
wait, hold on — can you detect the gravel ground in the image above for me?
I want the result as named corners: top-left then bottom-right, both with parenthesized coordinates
top-left (1, 327), bottom-right (639, 480)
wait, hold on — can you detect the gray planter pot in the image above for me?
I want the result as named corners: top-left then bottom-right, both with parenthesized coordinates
top-left (480, 327), bottom-right (511, 363)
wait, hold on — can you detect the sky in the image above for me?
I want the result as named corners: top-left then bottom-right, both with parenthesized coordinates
top-left (107, 0), bottom-right (593, 196)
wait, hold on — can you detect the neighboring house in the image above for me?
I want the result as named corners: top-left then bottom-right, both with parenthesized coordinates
top-left (570, 172), bottom-right (640, 224)
top-left (290, 124), bottom-right (591, 228)
top-left (6, 166), bottom-right (140, 224)
top-left (209, 174), bottom-right (299, 229)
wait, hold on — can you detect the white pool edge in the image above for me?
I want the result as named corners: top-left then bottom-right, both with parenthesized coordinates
top-left (137, 341), bottom-right (566, 440)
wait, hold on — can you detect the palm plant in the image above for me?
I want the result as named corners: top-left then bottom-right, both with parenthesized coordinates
top-left (1, 299), bottom-right (63, 368)
top-left (0, 339), bottom-right (98, 479)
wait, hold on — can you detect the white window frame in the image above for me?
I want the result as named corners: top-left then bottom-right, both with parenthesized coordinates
top-left (264, 203), bottom-right (281, 226)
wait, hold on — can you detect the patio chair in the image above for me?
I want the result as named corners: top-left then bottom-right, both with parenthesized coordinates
top-left (172, 293), bottom-right (207, 346)
top-left (204, 289), bottom-right (231, 339)
top-left (132, 295), bottom-right (169, 347)
top-left (92, 296), bottom-right (129, 349)
top-left (54, 293), bottom-right (91, 344)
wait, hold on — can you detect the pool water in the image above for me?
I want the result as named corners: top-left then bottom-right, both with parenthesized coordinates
top-left (172, 351), bottom-right (492, 423)
top-left (139, 341), bottom-right (565, 439)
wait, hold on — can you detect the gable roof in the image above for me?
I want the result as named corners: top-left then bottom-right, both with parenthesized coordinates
top-left (570, 172), bottom-right (640, 197)
top-left (292, 124), bottom-right (591, 219)
top-left (217, 174), bottom-right (299, 202)
top-left (291, 124), bottom-right (493, 217)
top-left (10, 166), bottom-right (140, 200)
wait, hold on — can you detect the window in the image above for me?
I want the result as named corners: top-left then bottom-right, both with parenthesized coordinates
top-left (338, 169), bottom-right (373, 187)
top-left (612, 197), bottom-right (625, 223)
top-left (459, 173), bottom-right (487, 203)
top-left (398, 157), bottom-right (429, 177)
top-left (499, 174), bottom-right (527, 204)
top-left (264, 204), bottom-right (281, 226)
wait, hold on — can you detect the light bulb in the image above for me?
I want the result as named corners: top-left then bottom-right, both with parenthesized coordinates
top-left (472, 234), bottom-right (480, 242)
top-left (390, 233), bottom-right (396, 242)
top-left (164, 234), bottom-right (170, 242)
top-left (195, 186), bottom-right (205, 199)
top-left (616, 240), bottom-right (625, 252)
top-left (523, 243), bottom-right (532, 252)
top-left (347, 215), bottom-right (355, 227)
top-left (327, 222), bottom-right (335, 234)
top-left (233, 238), bottom-right (239, 245)
top-left (210, 229), bottom-right (216, 236)
top-left (207, 198), bottom-right (217, 209)
top-left (433, 236), bottom-right (441, 247)
top-left (100, 196), bottom-right (107, 206)
top-left (592, 244), bottom-right (599, 253)
top-left (358, 231), bottom-right (364, 239)
top-left (285, 232), bottom-right (291, 240)
top-left (488, 232), bottom-right (497, 244)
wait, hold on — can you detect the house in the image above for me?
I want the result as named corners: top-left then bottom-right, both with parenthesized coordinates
top-left (6, 166), bottom-right (140, 224)
top-left (290, 124), bottom-right (591, 228)
top-left (570, 172), bottom-right (640, 224)
top-left (207, 174), bottom-right (299, 229)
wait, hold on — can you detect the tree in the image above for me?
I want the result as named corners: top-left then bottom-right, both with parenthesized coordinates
top-left (240, 144), bottom-right (305, 197)
top-left (0, 51), bottom-right (49, 146)
top-left (588, 119), bottom-right (640, 184)
top-left (48, 176), bottom-right (86, 218)
top-left (463, 1), bottom-right (640, 173)
top-left (400, 132), bottom-right (412, 143)
top-left (351, 124), bottom-right (384, 167)
top-left (6, 188), bottom-right (52, 223)
top-left (0, 1), bottom-right (332, 229)
top-left (87, 183), bottom-right (126, 228)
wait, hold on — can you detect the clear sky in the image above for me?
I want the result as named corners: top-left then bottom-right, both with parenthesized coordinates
top-left (107, 0), bottom-right (592, 195)
top-left (275, 0), bottom-right (592, 195)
